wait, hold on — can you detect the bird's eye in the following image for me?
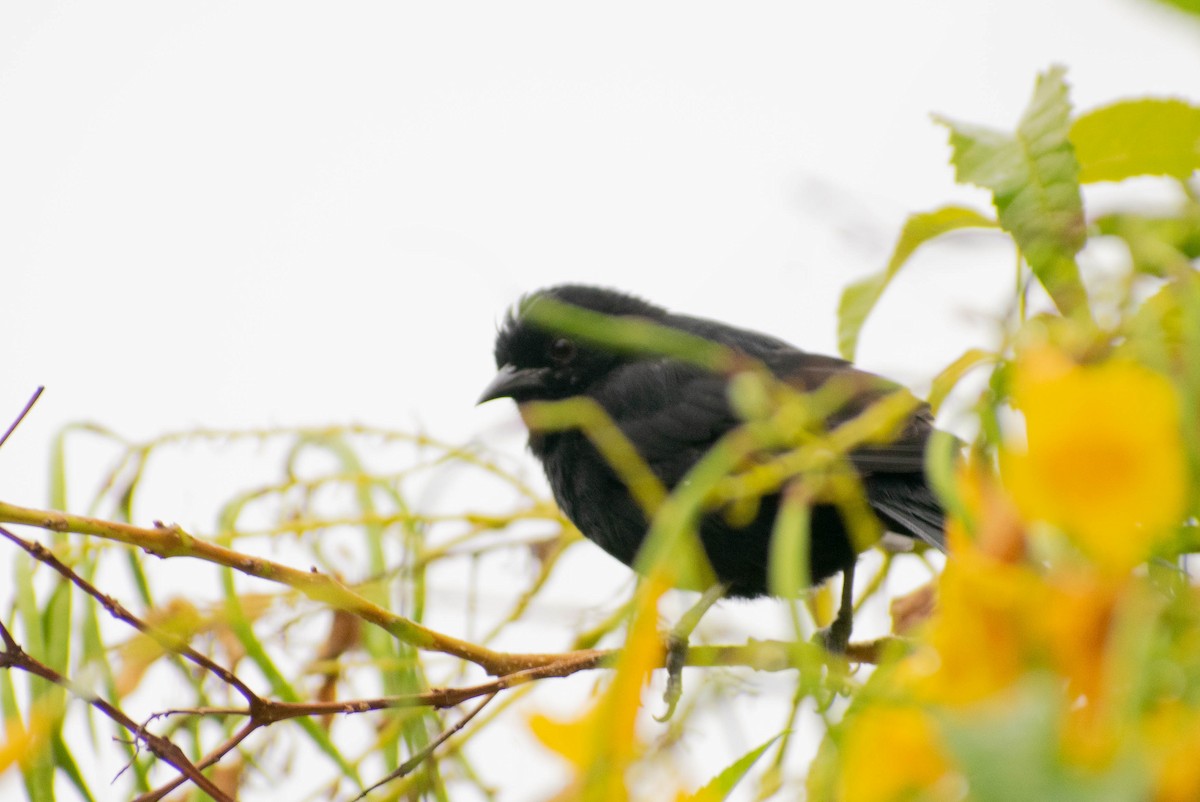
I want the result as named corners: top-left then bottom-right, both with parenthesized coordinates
top-left (548, 337), bottom-right (576, 365)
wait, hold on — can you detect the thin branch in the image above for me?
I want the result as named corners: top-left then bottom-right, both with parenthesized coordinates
top-left (0, 386), bottom-right (43, 450)
top-left (129, 635), bottom-right (891, 734)
top-left (0, 621), bottom-right (232, 802)
top-left (133, 721), bottom-right (259, 802)
top-left (0, 498), bottom-right (550, 675)
top-left (0, 505), bottom-right (893, 673)
top-left (0, 525), bottom-right (262, 706)
top-left (351, 692), bottom-right (499, 802)
top-left (0, 500), bottom-right (897, 801)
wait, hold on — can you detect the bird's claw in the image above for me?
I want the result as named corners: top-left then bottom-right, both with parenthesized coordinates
top-left (813, 617), bottom-right (852, 655)
top-left (655, 632), bottom-right (688, 722)
top-left (814, 565), bottom-right (856, 655)
top-left (654, 583), bottom-right (728, 722)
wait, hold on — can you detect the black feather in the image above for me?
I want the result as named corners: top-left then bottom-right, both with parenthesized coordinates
top-left (482, 285), bottom-right (947, 598)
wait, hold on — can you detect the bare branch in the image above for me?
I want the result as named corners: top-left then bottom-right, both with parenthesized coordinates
top-left (0, 524), bottom-right (262, 705)
top-left (0, 386), bottom-right (43, 451)
top-left (0, 620), bottom-right (233, 802)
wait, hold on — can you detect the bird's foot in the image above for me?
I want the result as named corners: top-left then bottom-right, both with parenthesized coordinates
top-left (655, 583), bottom-right (728, 722)
top-left (813, 613), bottom-right (853, 655)
top-left (655, 630), bottom-right (689, 722)
top-left (814, 564), bottom-right (856, 655)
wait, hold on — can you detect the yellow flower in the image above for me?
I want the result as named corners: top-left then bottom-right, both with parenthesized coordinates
top-left (900, 470), bottom-right (1120, 711)
top-left (1145, 701), bottom-right (1200, 802)
top-left (902, 548), bottom-right (1041, 706)
top-left (898, 466), bottom-right (1040, 705)
top-left (0, 707), bottom-right (52, 772)
top-left (527, 573), bottom-right (668, 802)
top-left (1035, 570), bottom-right (1117, 705)
top-left (834, 705), bottom-right (956, 802)
top-left (1002, 347), bottom-right (1187, 571)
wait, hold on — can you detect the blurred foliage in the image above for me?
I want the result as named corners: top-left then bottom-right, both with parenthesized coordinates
top-left (1148, 0), bottom-right (1200, 18)
top-left (2, 55), bottom-right (1200, 802)
top-left (1, 426), bottom-right (583, 800)
top-left (814, 65), bottom-right (1200, 802)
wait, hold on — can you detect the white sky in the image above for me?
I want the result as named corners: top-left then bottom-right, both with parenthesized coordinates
top-left (2, 1), bottom-right (1198, 799)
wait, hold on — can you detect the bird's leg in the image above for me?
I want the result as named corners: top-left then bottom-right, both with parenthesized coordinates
top-left (656, 582), bottom-right (728, 722)
top-left (816, 562), bottom-right (856, 654)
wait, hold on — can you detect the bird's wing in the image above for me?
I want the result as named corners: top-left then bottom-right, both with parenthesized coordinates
top-left (764, 349), bottom-right (936, 475)
top-left (766, 349), bottom-right (948, 549)
top-left (594, 351), bottom-right (939, 478)
top-left (591, 351), bottom-right (948, 550)
top-left (592, 360), bottom-right (739, 485)
top-left (865, 477), bottom-right (946, 549)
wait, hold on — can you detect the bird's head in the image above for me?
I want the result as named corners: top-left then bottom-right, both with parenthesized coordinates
top-left (479, 284), bottom-right (666, 404)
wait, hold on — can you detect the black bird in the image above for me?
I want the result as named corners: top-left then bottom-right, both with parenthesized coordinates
top-left (479, 284), bottom-right (945, 608)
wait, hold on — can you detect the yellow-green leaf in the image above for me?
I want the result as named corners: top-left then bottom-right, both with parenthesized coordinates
top-left (927, 347), bottom-right (998, 413)
top-left (837, 206), bottom-right (996, 360)
top-left (527, 576), bottom-right (668, 802)
top-left (1149, 0), bottom-right (1200, 18)
top-left (1096, 207), bottom-right (1200, 278)
top-left (677, 734), bottom-right (782, 802)
top-left (936, 66), bottom-right (1089, 318)
top-left (1071, 99), bottom-right (1200, 183)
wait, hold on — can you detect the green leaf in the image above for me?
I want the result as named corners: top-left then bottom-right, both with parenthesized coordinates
top-left (941, 677), bottom-right (1149, 802)
top-left (219, 565), bottom-right (363, 787)
top-left (936, 65), bottom-right (1089, 318)
top-left (1070, 99), bottom-right (1200, 183)
top-left (768, 486), bottom-right (811, 599)
top-left (523, 294), bottom-right (736, 372)
top-left (51, 731), bottom-right (98, 802)
top-left (1149, 0), bottom-right (1200, 18)
top-left (680, 733), bottom-right (783, 802)
top-left (926, 428), bottom-right (968, 530)
top-left (1096, 207), bottom-right (1200, 278)
top-left (837, 206), bottom-right (997, 360)
top-left (927, 347), bottom-right (997, 413)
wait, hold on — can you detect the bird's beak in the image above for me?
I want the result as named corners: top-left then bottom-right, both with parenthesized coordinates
top-left (477, 364), bottom-right (549, 404)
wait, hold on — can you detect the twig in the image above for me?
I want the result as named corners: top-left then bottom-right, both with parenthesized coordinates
top-left (0, 524), bottom-right (262, 706)
top-left (0, 498), bottom-right (544, 675)
top-left (133, 721), bottom-right (258, 802)
top-left (0, 386), bottom-right (43, 450)
top-left (133, 657), bottom-right (607, 801)
top-left (0, 500), bottom-right (897, 800)
top-left (0, 620), bottom-right (233, 802)
top-left (351, 692), bottom-right (499, 801)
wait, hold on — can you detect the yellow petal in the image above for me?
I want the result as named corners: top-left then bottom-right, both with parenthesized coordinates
top-left (0, 710), bottom-right (52, 772)
top-left (1002, 348), bottom-right (1187, 571)
top-left (525, 572), bottom-right (669, 801)
top-left (837, 705), bottom-right (954, 802)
